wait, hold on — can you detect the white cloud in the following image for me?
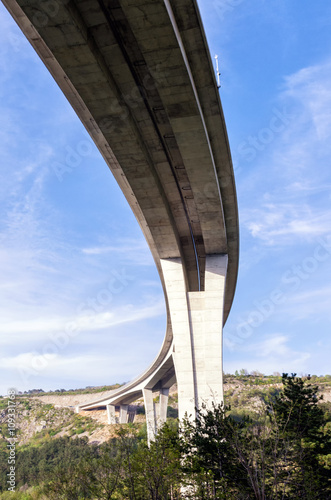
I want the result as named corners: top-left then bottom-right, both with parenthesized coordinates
top-left (82, 238), bottom-right (155, 266)
top-left (259, 335), bottom-right (289, 357)
top-left (250, 334), bottom-right (310, 363)
top-left (77, 300), bottom-right (165, 332)
top-left (289, 285), bottom-right (331, 303)
top-left (282, 60), bottom-right (331, 141)
top-left (240, 57), bottom-right (331, 249)
top-left (81, 242), bottom-right (147, 255)
top-left (0, 344), bottom-right (165, 393)
top-left (243, 202), bottom-right (331, 245)
top-left (0, 299), bottom-right (165, 347)
top-left (0, 352), bottom-right (137, 391)
top-left (282, 285), bottom-right (331, 321)
top-left (224, 334), bottom-right (311, 375)
top-left (275, 58), bottom-right (331, 179)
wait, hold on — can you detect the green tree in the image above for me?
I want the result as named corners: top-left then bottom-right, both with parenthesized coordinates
top-left (268, 373), bottom-right (331, 499)
top-left (180, 403), bottom-right (253, 499)
top-left (119, 422), bottom-right (181, 500)
top-left (179, 374), bottom-right (331, 499)
top-left (82, 438), bottom-right (126, 500)
top-left (43, 461), bottom-right (92, 499)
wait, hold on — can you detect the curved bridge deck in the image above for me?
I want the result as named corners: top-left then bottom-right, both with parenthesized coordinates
top-left (2, 0), bottom-right (239, 440)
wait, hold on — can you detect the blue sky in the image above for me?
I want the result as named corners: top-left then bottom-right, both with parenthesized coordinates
top-left (0, 0), bottom-right (330, 394)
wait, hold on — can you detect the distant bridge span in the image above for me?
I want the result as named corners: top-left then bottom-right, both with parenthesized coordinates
top-left (3, 0), bottom-right (239, 441)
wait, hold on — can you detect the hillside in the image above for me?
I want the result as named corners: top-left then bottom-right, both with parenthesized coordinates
top-left (1, 374), bottom-right (331, 498)
top-left (1, 374), bottom-right (330, 447)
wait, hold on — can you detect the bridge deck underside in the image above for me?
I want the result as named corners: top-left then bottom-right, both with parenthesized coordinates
top-left (6, 0), bottom-right (238, 305)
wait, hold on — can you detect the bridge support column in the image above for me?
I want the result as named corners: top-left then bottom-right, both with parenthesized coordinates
top-left (161, 254), bottom-right (227, 422)
top-left (159, 388), bottom-right (169, 424)
top-left (106, 404), bottom-right (116, 424)
top-left (143, 388), bottom-right (156, 445)
top-left (128, 406), bottom-right (137, 423)
top-left (187, 254), bottom-right (228, 409)
top-left (119, 405), bottom-right (128, 424)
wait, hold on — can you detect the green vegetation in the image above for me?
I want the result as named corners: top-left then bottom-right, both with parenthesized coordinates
top-left (0, 374), bottom-right (330, 499)
top-left (0, 400), bottom-right (7, 411)
top-left (226, 371), bottom-right (331, 387)
top-left (0, 398), bottom-right (104, 454)
top-left (181, 374), bottom-right (331, 498)
top-left (12, 384), bottom-right (125, 398)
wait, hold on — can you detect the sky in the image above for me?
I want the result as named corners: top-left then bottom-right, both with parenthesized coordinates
top-left (0, 0), bottom-right (330, 395)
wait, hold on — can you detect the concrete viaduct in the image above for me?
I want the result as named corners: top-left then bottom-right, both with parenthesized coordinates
top-left (3, 0), bottom-right (239, 442)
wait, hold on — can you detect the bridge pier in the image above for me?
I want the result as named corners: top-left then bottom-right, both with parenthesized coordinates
top-left (106, 404), bottom-right (116, 424)
top-left (127, 406), bottom-right (137, 423)
top-left (143, 386), bottom-right (170, 444)
top-left (159, 387), bottom-right (170, 423)
top-left (119, 405), bottom-right (129, 424)
top-left (161, 254), bottom-right (228, 423)
top-left (143, 388), bottom-right (156, 444)
top-left (77, 255), bottom-right (227, 443)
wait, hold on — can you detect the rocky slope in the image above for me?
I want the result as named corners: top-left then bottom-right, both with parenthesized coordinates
top-left (1, 376), bottom-right (330, 448)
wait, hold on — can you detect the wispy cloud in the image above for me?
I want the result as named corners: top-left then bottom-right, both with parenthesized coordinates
top-left (76, 300), bottom-right (165, 333)
top-left (0, 297), bottom-right (165, 345)
top-left (243, 203), bottom-right (331, 245)
top-left (275, 58), bottom-right (331, 178)
top-left (281, 285), bottom-right (331, 321)
top-left (82, 238), bottom-right (155, 266)
top-left (224, 334), bottom-right (310, 375)
top-left (240, 56), bottom-right (331, 249)
top-left (0, 352), bottom-right (146, 390)
top-left (282, 60), bottom-right (331, 141)
top-left (0, 297), bottom-right (166, 392)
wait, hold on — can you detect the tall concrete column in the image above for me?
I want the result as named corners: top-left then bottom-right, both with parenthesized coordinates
top-left (119, 405), bottom-right (128, 424)
top-left (159, 388), bottom-right (169, 424)
top-left (161, 254), bottom-right (227, 422)
top-left (143, 388), bottom-right (156, 445)
top-left (128, 406), bottom-right (137, 423)
top-left (160, 258), bottom-right (196, 421)
top-left (187, 254), bottom-right (228, 408)
top-left (106, 404), bottom-right (116, 424)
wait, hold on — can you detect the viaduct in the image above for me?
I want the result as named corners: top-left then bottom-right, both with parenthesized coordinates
top-left (2, 0), bottom-right (239, 442)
